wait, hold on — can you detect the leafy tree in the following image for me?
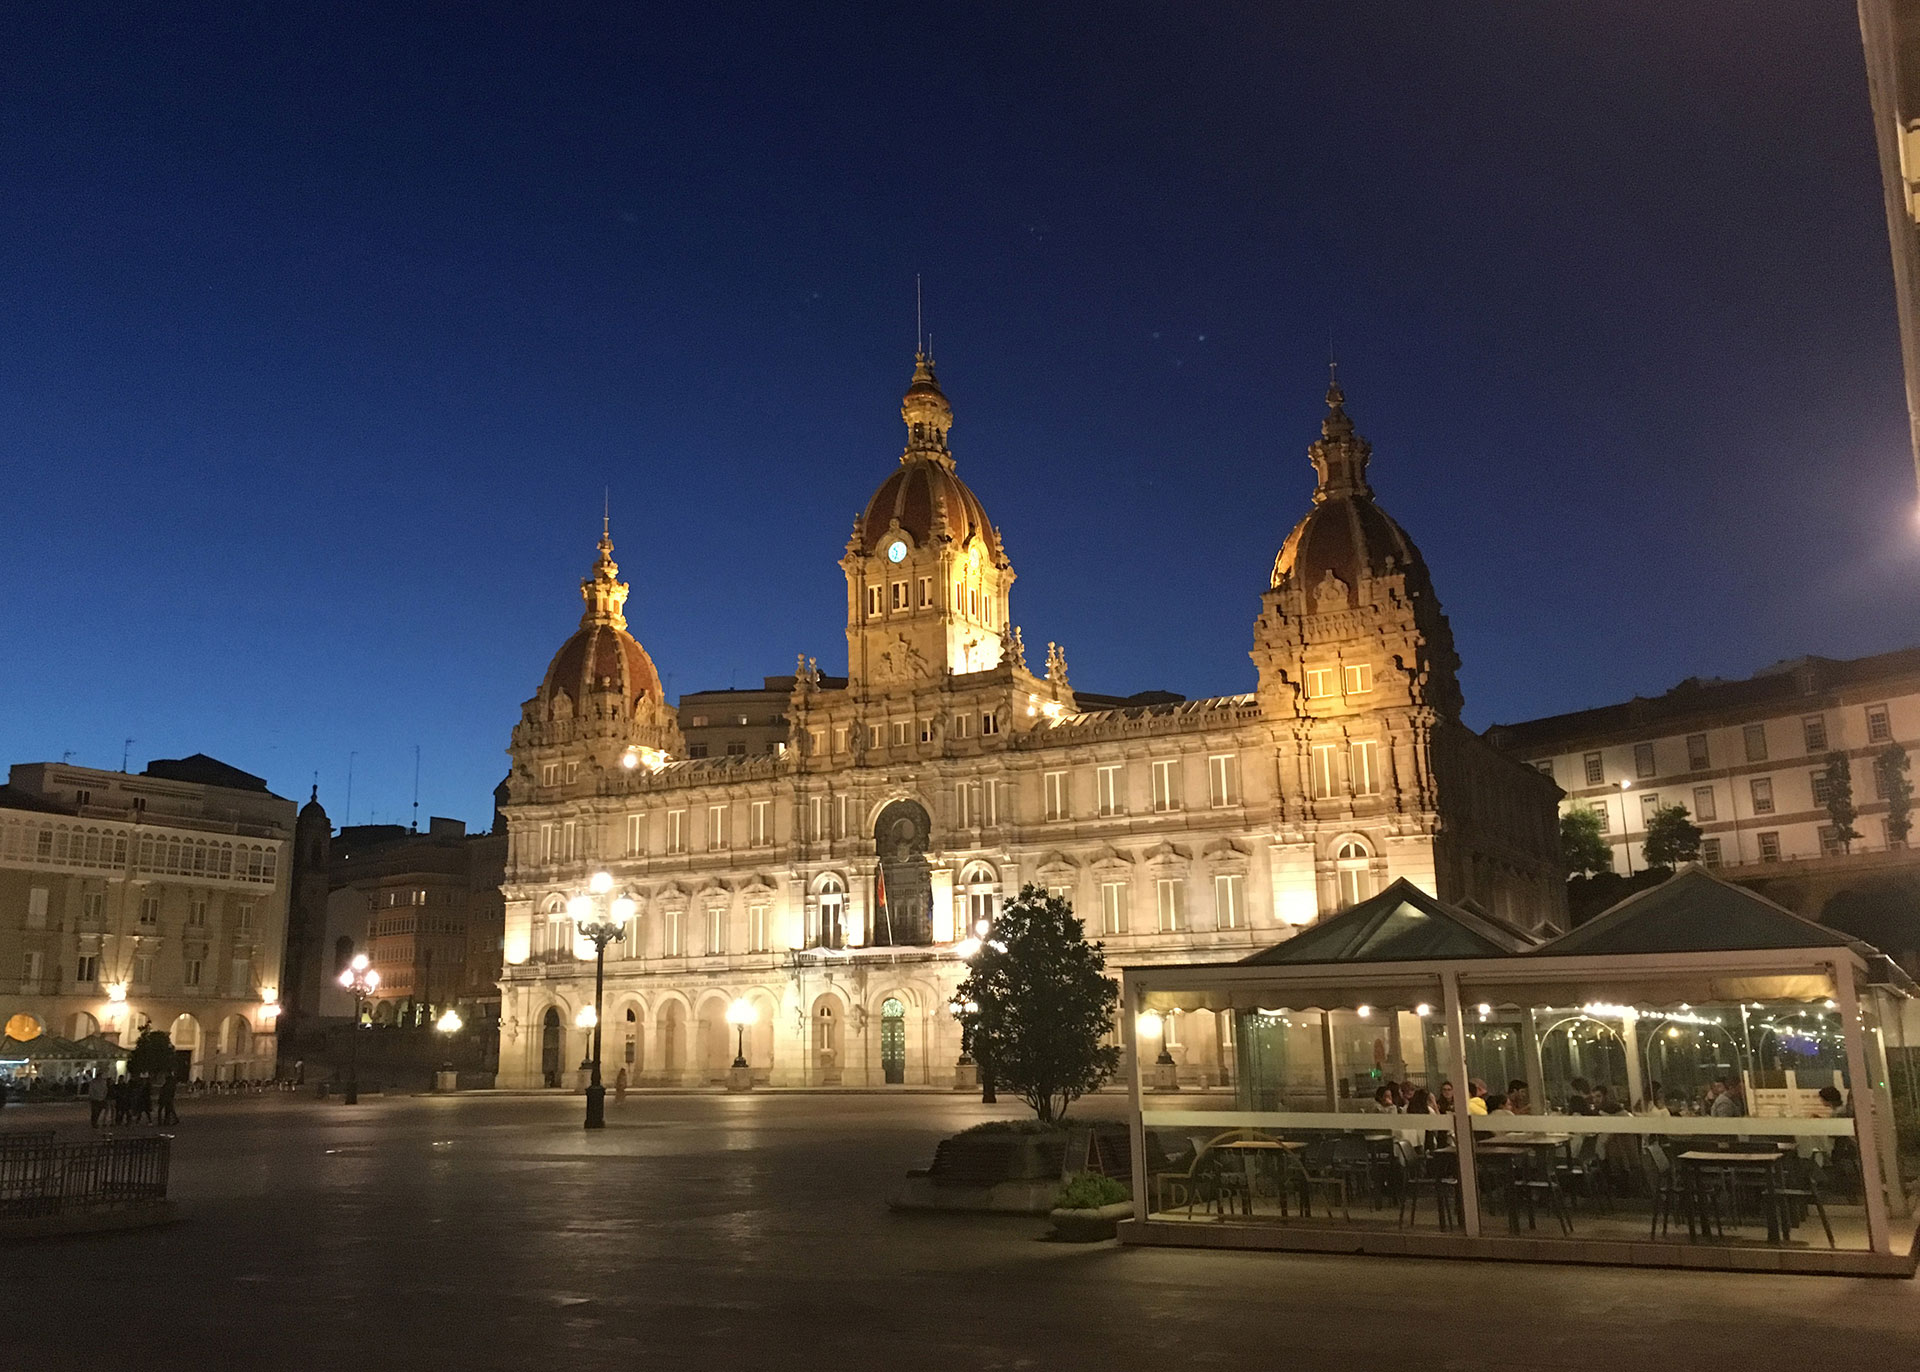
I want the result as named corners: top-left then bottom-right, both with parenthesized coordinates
top-left (1822, 750), bottom-right (1862, 854)
top-left (1559, 806), bottom-right (1612, 877)
top-left (1641, 803), bottom-right (1704, 870)
top-left (953, 885), bottom-right (1119, 1125)
top-left (126, 1028), bottom-right (174, 1079)
top-left (1876, 743), bottom-right (1913, 847)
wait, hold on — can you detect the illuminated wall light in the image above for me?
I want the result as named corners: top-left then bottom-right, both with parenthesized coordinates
top-left (1356, 1005), bottom-right (1372, 1018)
top-left (1414, 1003), bottom-right (1432, 1017)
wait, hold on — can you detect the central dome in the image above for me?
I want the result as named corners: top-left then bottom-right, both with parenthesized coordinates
top-left (1271, 377), bottom-right (1431, 599)
top-left (539, 529), bottom-right (664, 710)
top-left (857, 354), bottom-right (1003, 560)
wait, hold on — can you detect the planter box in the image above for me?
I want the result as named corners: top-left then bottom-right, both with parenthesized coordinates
top-left (1049, 1201), bottom-right (1133, 1242)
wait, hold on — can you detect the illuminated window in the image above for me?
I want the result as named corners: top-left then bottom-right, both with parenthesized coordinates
top-left (748, 903), bottom-right (770, 953)
top-left (1305, 667), bottom-right (1336, 699)
top-left (1311, 744), bottom-right (1339, 799)
top-left (1208, 754), bottom-right (1239, 807)
top-left (1096, 765), bottom-right (1123, 817)
top-left (1155, 878), bottom-right (1185, 933)
top-left (1583, 752), bottom-right (1604, 785)
top-left (1350, 741), bottom-right (1380, 796)
top-left (1343, 663), bottom-right (1372, 696)
top-left (1151, 760), bottom-right (1180, 812)
top-left (1214, 873), bottom-right (1244, 929)
top-left (1100, 881), bottom-right (1129, 935)
top-left (1044, 771), bottom-right (1067, 821)
top-left (1334, 840), bottom-right (1372, 908)
top-left (750, 801), bottom-right (771, 847)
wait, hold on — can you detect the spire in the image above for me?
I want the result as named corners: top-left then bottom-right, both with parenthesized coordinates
top-left (900, 351), bottom-right (954, 464)
top-left (1307, 369), bottom-right (1373, 502)
top-left (579, 521), bottom-right (631, 631)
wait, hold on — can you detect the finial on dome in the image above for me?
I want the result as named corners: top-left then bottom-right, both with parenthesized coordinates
top-left (901, 349), bottom-right (954, 463)
top-left (1307, 370), bottom-right (1371, 501)
top-left (580, 520), bottom-right (630, 631)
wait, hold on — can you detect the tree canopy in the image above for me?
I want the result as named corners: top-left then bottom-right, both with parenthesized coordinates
top-left (126, 1028), bottom-right (174, 1079)
top-left (1821, 750), bottom-right (1862, 854)
top-left (1559, 806), bottom-right (1612, 878)
top-left (953, 884), bottom-right (1119, 1125)
top-left (1876, 743), bottom-right (1912, 848)
top-left (1641, 803), bottom-right (1703, 870)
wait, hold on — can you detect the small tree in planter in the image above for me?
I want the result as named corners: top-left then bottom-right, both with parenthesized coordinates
top-left (1876, 743), bottom-right (1912, 848)
top-left (127, 1028), bottom-right (175, 1079)
top-left (954, 885), bottom-right (1119, 1126)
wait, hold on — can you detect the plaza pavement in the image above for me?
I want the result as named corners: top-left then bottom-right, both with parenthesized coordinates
top-left (4, 1090), bottom-right (1917, 1371)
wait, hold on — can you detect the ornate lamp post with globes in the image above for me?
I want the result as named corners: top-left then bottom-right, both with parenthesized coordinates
top-left (337, 954), bottom-right (380, 1105)
top-left (724, 998), bottom-right (756, 1091)
top-left (568, 871), bottom-right (634, 1129)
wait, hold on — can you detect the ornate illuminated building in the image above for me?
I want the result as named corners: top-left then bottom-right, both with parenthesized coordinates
top-left (494, 357), bottom-right (1565, 1089)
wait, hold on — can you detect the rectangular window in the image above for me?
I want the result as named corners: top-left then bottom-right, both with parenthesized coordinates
top-left (627, 814), bottom-right (645, 855)
top-left (1692, 786), bottom-right (1717, 821)
top-left (1701, 836), bottom-right (1723, 866)
top-left (541, 761), bottom-right (560, 786)
top-left (1803, 715), bottom-right (1828, 754)
top-left (1208, 754), bottom-right (1238, 808)
top-left (1811, 769), bottom-right (1833, 807)
top-left (981, 712), bottom-right (999, 736)
top-left (138, 895), bottom-right (159, 927)
top-left (1744, 723), bottom-right (1769, 762)
top-left (957, 783), bottom-right (977, 828)
top-left (562, 821), bottom-right (577, 860)
top-left (1591, 801), bottom-right (1611, 833)
top-left (919, 718), bottom-right (933, 744)
top-left (183, 957), bottom-right (201, 988)
top-left (1639, 792), bottom-right (1660, 826)
top-left (83, 891), bottom-right (106, 923)
top-left (1749, 777), bottom-right (1775, 815)
top-left (806, 727), bottom-right (824, 756)
top-left (867, 723), bottom-right (882, 748)
top-left (1350, 741), bottom-right (1380, 796)
top-left (1311, 744), bottom-right (1339, 799)
top-left (1633, 742), bottom-right (1656, 778)
top-left (1867, 704), bottom-right (1893, 744)
top-left (917, 576), bottom-right (933, 608)
top-left (709, 805), bottom-right (728, 851)
top-left (1583, 752), bottom-right (1604, 786)
top-left (748, 904), bottom-right (770, 953)
top-left (1151, 759), bottom-right (1180, 813)
top-left (1758, 830), bottom-right (1781, 862)
top-left (706, 906), bottom-right (726, 955)
top-left (132, 953), bottom-right (152, 987)
top-left (667, 810), bottom-right (686, 854)
top-left (1532, 759), bottom-right (1554, 780)
top-left (967, 585), bottom-right (978, 618)
top-left (565, 761), bottom-right (579, 784)
top-left (1305, 667), bottom-right (1336, 699)
top-left (235, 903), bottom-right (253, 931)
top-left (75, 953), bottom-right (97, 983)
top-left (808, 795), bottom-right (826, 841)
top-left (1155, 878), bottom-right (1185, 933)
top-left (891, 581), bottom-right (908, 611)
top-left (751, 800), bottom-right (771, 847)
top-left (664, 908), bottom-right (682, 957)
top-left (836, 794), bottom-right (851, 838)
top-left (888, 720), bottom-right (906, 746)
top-left (951, 712), bottom-right (969, 740)
top-left (1096, 765), bottom-right (1123, 817)
top-left (1044, 771), bottom-right (1067, 822)
top-left (27, 888), bottom-right (48, 929)
top-left (22, 950), bottom-right (42, 982)
top-left (726, 742), bottom-right (747, 756)
top-left (227, 956), bottom-right (249, 995)
top-left (186, 898), bottom-right (206, 927)
top-left (1343, 663), bottom-right (1372, 696)
top-left (866, 585), bottom-right (883, 617)
top-left (688, 744), bottom-right (709, 759)
top-left (1819, 825), bottom-right (1848, 858)
top-left (1100, 881), bottom-right (1129, 935)
top-left (1686, 733), bottom-right (1710, 771)
top-left (1214, 873), bottom-right (1244, 929)
top-left (833, 725), bottom-right (848, 753)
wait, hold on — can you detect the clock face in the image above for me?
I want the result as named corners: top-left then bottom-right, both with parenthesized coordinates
top-left (886, 540), bottom-right (907, 563)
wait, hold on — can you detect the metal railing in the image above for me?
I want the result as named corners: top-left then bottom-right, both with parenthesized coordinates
top-left (0, 1135), bottom-right (170, 1219)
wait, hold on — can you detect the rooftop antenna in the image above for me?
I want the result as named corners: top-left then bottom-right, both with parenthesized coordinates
top-left (916, 274), bottom-right (923, 354)
top-left (345, 751), bottom-right (357, 827)
top-left (60, 750), bottom-right (74, 764)
top-left (603, 486), bottom-right (610, 538)
top-left (411, 745), bottom-right (421, 833)
top-left (122, 738), bottom-right (135, 773)
top-left (1328, 334), bottom-right (1338, 385)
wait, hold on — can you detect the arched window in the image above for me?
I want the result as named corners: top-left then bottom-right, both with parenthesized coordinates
top-left (1335, 839), bottom-right (1373, 909)
top-left (960, 861), bottom-right (999, 936)
top-left (816, 875), bottom-right (846, 949)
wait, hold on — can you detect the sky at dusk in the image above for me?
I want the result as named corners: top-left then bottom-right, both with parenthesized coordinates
top-left (3, 4), bottom-right (1917, 830)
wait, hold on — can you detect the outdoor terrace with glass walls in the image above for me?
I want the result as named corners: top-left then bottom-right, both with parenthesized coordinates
top-left (1119, 869), bottom-right (1919, 1277)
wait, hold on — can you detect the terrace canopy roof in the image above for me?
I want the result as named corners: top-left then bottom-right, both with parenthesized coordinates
top-left (1239, 878), bottom-right (1538, 967)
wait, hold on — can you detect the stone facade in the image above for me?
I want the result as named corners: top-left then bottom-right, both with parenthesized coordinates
top-left (0, 756), bottom-right (292, 1080)
top-left (495, 359), bottom-right (1565, 1090)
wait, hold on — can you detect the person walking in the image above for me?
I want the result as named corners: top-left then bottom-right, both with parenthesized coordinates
top-left (87, 1072), bottom-right (110, 1128)
top-left (157, 1072), bottom-right (178, 1126)
top-left (135, 1075), bottom-right (154, 1124)
top-left (613, 1066), bottom-right (628, 1105)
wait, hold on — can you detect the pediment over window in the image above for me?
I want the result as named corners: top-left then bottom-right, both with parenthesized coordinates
top-left (1087, 843), bottom-right (1134, 875)
top-left (1202, 838), bottom-right (1251, 869)
top-left (1141, 841), bottom-right (1191, 865)
top-left (1034, 850), bottom-right (1078, 878)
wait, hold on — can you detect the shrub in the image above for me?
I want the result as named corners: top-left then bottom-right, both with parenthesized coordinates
top-left (1054, 1172), bottom-right (1130, 1210)
top-left (956, 1118), bottom-right (1063, 1137)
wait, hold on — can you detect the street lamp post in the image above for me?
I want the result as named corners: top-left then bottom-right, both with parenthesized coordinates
top-left (336, 954), bottom-right (380, 1105)
top-left (433, 1007), bottom-right (463, 1092)
top-left (1619, 779), bottom-right (1635, 877)
top-left (725, 998), bottom-right (756, 1092)
top-left (568, 871), bottom-right (634, 1130)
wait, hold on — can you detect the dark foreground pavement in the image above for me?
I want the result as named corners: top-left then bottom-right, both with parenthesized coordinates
top-left (4, 1090), bottom-right (1917, 1371)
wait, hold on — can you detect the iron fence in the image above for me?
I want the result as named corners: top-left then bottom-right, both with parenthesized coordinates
top-left (0, 1135), bottom-right (170, 1218)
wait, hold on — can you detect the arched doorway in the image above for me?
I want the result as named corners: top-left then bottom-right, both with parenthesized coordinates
top-left (68, 1011), bottom-right (99, 1041)
top-left (541, 1007), bottom-right (563, 1087)
top-left (219, 1015), bottom-right (253, 1081)
top-left (811, 995), bottom-right (841, 1084)
top-left (659, 1001), bottom-right (687, 1083)
top-left (621, 1007), bottom-right (643, 1079)
top-left (880, 997), bottom-right (907, 1084)
top-left (959, 862), bottom-right (999, 938)
top-left (813, 875), bottom-right (846, 949)
top-left (873, 800), bottom-right (932, 945)
top-left (169, 1014), bottom-right (201, 1082)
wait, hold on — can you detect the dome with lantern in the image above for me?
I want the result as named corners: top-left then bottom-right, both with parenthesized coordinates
top-left (855, 353), bottom-right (1004, 562)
